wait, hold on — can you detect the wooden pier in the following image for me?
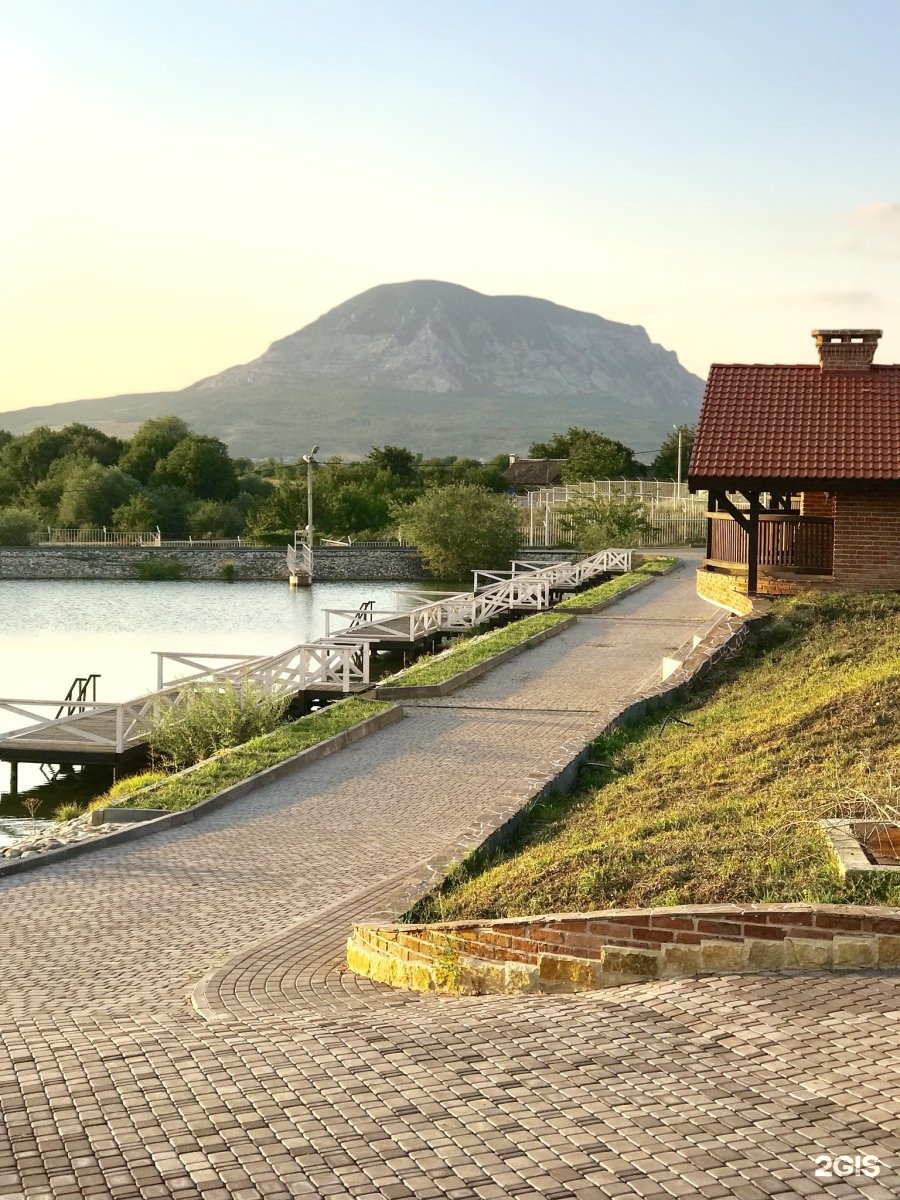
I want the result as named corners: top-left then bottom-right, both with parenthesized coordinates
top-left (0, 549), bottom-right (632, 774)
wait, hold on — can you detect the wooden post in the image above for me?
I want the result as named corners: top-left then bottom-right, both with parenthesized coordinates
top-left (706, 492), bottom-right (719, 560)
top-left (9, 762), bottom-right (18, 799)
top-left (747, 491), bottom-right (761, 595)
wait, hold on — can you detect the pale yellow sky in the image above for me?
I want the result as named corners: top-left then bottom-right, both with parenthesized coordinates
top-left (2, 1), bottom-right (899, 416)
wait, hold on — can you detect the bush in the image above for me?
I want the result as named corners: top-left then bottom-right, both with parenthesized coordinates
top-left (52, 801), bottom-right (83, 823)
top-left (135, 556), bottom-right (185, 580)
top-left (395, 484), bottom-right (520, 578)
top-left (222, 560), bottom-right (236, 582)
top-left (0, 506), bottom-right (40, 546)
top-left (149, 680), bottom-right (290, 770)
top-left (556, 496), bottom-right (651, 552)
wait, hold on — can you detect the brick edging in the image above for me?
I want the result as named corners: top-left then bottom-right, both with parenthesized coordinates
top-left (348, 902), bottom-right (900, 995)
top-left (0, 705), bottom-right (404, 880)
top-left (373, 617), bottom-right (578, 699)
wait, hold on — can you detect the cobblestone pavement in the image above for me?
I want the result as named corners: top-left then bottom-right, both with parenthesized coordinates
top-left (2, 559), bottom-right (898, 1199)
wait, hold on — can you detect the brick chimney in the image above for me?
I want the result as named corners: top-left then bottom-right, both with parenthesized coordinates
top-left (812, 328), bottom-right (882, 372)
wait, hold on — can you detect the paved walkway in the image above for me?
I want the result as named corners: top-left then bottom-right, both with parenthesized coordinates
top-left (1, 558), bottom-right (898, 1199)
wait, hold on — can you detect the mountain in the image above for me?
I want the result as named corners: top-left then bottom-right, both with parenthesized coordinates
top-left (0, 281), bottom-right (703, 459)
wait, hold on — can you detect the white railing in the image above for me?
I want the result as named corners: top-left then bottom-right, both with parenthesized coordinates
top-left (32, 527), bottom-right (163, 547)
top-left (287, 542), bottom-right (313, 578)
top-left (520, 506), bottom-right (705, 548)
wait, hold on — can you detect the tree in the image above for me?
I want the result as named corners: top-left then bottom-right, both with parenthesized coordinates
top-left (528, 427), bottom-right (643, 482)
top-left (561, 433), bottom-right (642, 483)
top-left (57, 423), bottom-right (123, 467)
top-left (1, 426), bottom-right (71, 487)
top-left (112, 494), bottom-right (159, 532)
top-left (556, 496), bottom-right (650, 552)
top-left (118, 416), bottom-right (191, 483)
top-left (0, 507), bottom-right (40, 546)
top-left (186, 499), bottom-right (245, 539)
top-left (244, 481), bottom-right (307, 540)
top-left (57, 464), bottom-right (140, 527)
top-left (146, 485), bottom-right (193, 536)
top-left (652, 425), bottom-right (695, 481)
top-left (154, 435), bottom-right (238, 500)
top-left (368, 445), bottom-right (418, 479)
top-left (395, 484), bottom-right (520, 579)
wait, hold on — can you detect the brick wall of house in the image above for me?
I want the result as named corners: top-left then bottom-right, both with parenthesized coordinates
top-left (800, 491), bottom-right (835, 517)
top-left (833, 490), bottom-right (900, 590)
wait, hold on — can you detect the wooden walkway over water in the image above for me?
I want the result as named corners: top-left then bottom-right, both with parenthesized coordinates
top-left (0, 549), bottom-right (631, 772)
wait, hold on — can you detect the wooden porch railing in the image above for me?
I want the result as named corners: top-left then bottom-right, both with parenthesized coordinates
top-left (707, 513), bottom-right (834, 574)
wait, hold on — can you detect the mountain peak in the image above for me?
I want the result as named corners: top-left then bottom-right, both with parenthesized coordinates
top-left (0, 281), bottom-right (703, 458)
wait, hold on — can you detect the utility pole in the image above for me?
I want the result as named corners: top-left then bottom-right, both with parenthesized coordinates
top-left (302, 444), bottom-right (319, 576)
top-left (674, 425), bottom-right (683, 497)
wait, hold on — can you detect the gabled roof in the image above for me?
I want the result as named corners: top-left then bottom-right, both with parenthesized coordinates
top-left (689, 363), bottom-right (900, 488)
top-left (503, 459), bottom-right (565, 488)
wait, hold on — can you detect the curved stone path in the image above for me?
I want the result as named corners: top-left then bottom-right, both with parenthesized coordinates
top-left (1, 557), bottom-right (898, 1198)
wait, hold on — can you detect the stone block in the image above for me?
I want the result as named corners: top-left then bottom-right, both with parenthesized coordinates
top-left (747, 938), bottom-right (786, 971)
top-left (877, 934), bottom-right (900, 967)
top-left (661, 943), bottom-right (703, 978)
top-left (538, 953), bottom-right (596, 990)
top-left (595, 946), bottom-right (659, 983)
top-left (784, 937), bottom-right (832, 969)
top-left (502, 961), bottom-right (539, 995)
top-left (831, 936), bottom-right (877, 969)
top-left (698, 940), bottom-right (749, 973)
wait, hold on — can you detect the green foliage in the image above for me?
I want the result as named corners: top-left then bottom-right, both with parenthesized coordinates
top-left (222, 560), bottom-right (236, 582)
top-left (382, 612), bottom-right (569, 688)
top-left (134, 698), bottom-right (388, 811)
top-left (135, 556), bottom-right (184, 580)
top-left (556, 495), bottom-right (651, 552)
top-left (149, 680), bottom-right (291, 770)
top-left (408, 590), bottom-right (900, 921)
top-left (395, 483), bottom-right (520, 578)
top-left (369, 445), bottom-right (418, 478)
top-left (186, 498), bottom-right (244, 538)
top-left (88, 771), bottom-right (169, 811)
top-left (0, 506), bottom-right (40, 545)
top-left (146, 484), bottom-right (193, 536)
top-left (652, 424), bottom-right (695, 480)
top-left (112, 493), bottom-right (159, 532)
top-left (528, 427), bottom-right (644, 483)
top-left (555, 558), bottom-right (675, 610)
top-left (155, 434), bottom-right (239, 500)
top-left (52, 801), bottom-right (83, 823)
top-left (118, 416), bottom-right (190, 482)
top-left (57, 463), bottom-right (141, 527)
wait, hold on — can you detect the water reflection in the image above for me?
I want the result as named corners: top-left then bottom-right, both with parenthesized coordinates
top-left (0, 577), bottom-right (453, 815)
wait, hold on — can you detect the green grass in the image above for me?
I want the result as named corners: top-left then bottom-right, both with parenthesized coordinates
top-left (380, 611), bottom-right (570, 688)
top-left (554, 557), bottom-right (676, 611)
top-left (407, 590), bottom-right (900, 922)
top-left (89, 699), bottom-right (391, 814)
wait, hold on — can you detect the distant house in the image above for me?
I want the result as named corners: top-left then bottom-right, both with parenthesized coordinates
top-left (689, 329), bottom-right (900, 607)
top-left (503, 454), bottom-right (565, 491)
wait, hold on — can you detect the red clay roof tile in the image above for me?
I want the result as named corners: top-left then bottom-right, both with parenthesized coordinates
top-left (688, 364), bottom-right (900, 486)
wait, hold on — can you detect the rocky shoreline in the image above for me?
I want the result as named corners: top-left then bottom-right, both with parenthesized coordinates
top-left (0, 815), bottom-right (126, 861)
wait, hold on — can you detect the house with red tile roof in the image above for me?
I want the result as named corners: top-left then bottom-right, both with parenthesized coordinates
top-left (688, 329), bottom-right (900, 608)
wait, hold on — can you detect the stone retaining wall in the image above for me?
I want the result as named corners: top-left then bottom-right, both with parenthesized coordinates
top-left (0, 545), bottom-right (578, 582)
top-left (347, 903), bottom-right (900, 995)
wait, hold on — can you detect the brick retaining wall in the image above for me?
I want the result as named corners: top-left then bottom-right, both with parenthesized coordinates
top-left (347, 903), bottom-right (900, 995)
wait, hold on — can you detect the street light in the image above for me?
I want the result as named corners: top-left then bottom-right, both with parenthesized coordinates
top-left (301, 445), bottom-right (319, 549)
top-left (673, 425), bottom-right (683, 496)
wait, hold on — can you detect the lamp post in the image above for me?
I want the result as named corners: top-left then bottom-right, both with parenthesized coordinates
top-left (302, 444), bottom-right (319, 571)
top-left (674, 425), bottom-right (683, 497)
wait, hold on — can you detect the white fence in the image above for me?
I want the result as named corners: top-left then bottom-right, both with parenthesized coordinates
top-left (32, 528), bottom-right (268, 548)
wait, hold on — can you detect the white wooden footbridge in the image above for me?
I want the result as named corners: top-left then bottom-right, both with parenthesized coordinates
top-left (0, 549), bottom-right (630, 772)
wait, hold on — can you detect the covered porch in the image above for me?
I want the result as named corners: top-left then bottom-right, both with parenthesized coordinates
top-left (704, 491), bottom-right (834, 595)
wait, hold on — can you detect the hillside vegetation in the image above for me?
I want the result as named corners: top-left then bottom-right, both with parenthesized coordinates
top-left (409, 590), bottom-right (900, 921)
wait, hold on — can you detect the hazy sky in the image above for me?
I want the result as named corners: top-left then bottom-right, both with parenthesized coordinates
top-left (2, 0), bottom-right (899, 413)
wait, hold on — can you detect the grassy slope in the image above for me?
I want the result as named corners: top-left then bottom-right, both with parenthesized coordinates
top-left (90, 699), bottom-right (390, 814)
top-left (409, 590), bottom-right (900, 921)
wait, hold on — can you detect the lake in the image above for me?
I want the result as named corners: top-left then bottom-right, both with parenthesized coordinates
top-left (0, 577), bottom-right (448, 821)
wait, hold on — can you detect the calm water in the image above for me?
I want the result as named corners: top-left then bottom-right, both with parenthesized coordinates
top-left (0, 577), bottom-right (447, 820)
